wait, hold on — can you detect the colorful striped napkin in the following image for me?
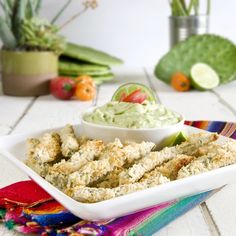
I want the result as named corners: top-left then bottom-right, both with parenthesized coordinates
top-left (0, 120), bottom-right (235, 236)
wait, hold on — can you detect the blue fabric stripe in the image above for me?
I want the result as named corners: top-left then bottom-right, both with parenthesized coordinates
top-left (129, 191), bottom-right (214, 236)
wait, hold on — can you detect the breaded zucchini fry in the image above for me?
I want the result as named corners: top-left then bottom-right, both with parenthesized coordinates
top-left (119, 133), bottom-right (218, 185)
top-left (26, 138), bottom-right (40, 159)
top-left (95, 167), bottom-right (124, 188)
top-left (49, 139), bottom-right (104, 174)
top-left (32, 133), bottom-right (61, 163)
top-left (60, 124), bottom-right (79, 157)
top-left (46, 139), bottom-right (105, 190)
top-left (25, 158), bottom-right (51, 177)
top-left (98, 138), bottom-right (123, 160)
top-left (177, 141), bottom-right (236, 179)
top-left (68, 172), bottom-right (169, 203)
top-left (197, 139), bottom-right (236, 156)
top-left (122, 141), bottom-right (155, 164)
top-left (67, 159), bottom-right (113, 188)
top-left (67, 141), bottom-right (155, 187)
top-left (156, 155), bottom-right (195, 180)
top-left (25, 133), bottom-right (61, 177)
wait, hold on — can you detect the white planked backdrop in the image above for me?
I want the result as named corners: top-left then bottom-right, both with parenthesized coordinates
top-left (0, 68), bottom-right (236, 235)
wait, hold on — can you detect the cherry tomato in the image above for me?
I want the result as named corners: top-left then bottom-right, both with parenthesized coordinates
top-left (121, 89), bottom-right (147, 104)
top-left (75, 75), bottom-right (95, 87)
top-left (171, 72), bottom-right (190, 92)
top-left (50, 77), bottom-right (75, 100)
top-left (75, 83), bottom-right (96, 101)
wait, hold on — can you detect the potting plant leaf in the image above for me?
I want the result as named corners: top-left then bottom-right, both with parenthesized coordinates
top-left (0, 17), bottom-right (17, 49)
top-left (155, 34), bottom-right (236, 84)
top-left (20, 18), bottom-right (66, 55)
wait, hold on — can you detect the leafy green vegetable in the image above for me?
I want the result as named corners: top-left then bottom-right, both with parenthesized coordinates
top-left (169, 0), bottom-right (211, 16)
top-left (59, 60), bottom-right (110, 74)
top-left (92, 73), bottom-right (114, 83)
top-left (59, 72), bottom-right (115, 85)
top-left (155, 34), bottom-right (236, 84)
top-left (63, 43), bottom-right (123, 66)
top-left (59, 70), bottom-right (112, 77)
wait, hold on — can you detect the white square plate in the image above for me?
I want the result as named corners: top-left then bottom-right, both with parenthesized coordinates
top-left (0, 125), bottom-right (236, 221)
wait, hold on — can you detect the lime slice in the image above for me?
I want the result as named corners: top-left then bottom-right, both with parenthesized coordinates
top-left (171, 131), bottom-right (188, 146)
top-left (111, 83), bottom-right (157, 103)
top-left (190, 63), bottom-right (220, 91)
top-left (163, 131), bottom-right (188, 147)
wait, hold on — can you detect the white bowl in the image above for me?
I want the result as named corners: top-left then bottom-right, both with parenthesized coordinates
top-left (81, 107), bottom-right (185, 148)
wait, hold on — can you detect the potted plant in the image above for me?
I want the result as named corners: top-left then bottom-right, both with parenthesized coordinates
top-left (169, 0), bottom-right (211, 47)
top-left (0, 0), bottom-right (97, 96)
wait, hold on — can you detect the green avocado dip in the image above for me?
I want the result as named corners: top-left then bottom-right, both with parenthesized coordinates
top-left (83, 102), bottom-right (182, 129)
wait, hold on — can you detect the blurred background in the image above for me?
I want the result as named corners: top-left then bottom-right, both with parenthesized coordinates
top-left (41, 0), bottom-right (236, 67)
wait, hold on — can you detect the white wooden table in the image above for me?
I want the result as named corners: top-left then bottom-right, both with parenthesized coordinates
top-left (0, 67), bottom-right (236, 236)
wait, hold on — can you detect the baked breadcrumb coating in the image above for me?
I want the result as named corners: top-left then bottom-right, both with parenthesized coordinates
top-left (95, 167), bottom-right (124, 188)
top-left (28, 133), bottom-right (61, 163)
top-left (25, 133), bottom-right (61, 177)
top-left (68, 172), bottom-right (169, 203)
top-left (26, 125), bottom-right (236, 204)
top-left (156, 155), bottom-right (195, 180)
top-left (177, 140), bottom-right (236, 179)
top-left (119, 133), bottom-right (218, 185)
top-left (45, 139), bottom-right (105, 190)
top-left (60, 124), bottom-right (79, 157)
top-left (67, 141), bottom-right (155, 187)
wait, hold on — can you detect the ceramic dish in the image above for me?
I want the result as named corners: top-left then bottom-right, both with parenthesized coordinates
top-left (81, 107), bottom-right (185, 148)
top-left (0, 125), bottom-right (236, 221)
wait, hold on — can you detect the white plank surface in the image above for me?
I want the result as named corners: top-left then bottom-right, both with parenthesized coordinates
top-left (205, 184), bottom-right (236, 236)
top-left (0, 84), bottom-right (34, 135)
top-left (213, 80), bottom-right (236, 115)
top-left (1, 68), bottom-right (236, 235)
top-left (0, 86), bottom-right (34, 234)
top-left (13, 95), bottom-right (93, 133)
top-left (157, 208), bottom-right (211, 236)
top-left (203, 82), bottom-right (236, 236)
top-left (0, 85), bottom-right (35, 187)
top-left (147, 68), bottom-right (236, 236)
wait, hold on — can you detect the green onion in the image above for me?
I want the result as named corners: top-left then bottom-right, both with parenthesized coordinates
top-left (170, 0), bottom-right (211, 16)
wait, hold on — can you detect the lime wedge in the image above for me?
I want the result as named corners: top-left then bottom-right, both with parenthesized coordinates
top-left (111, 83), bottom-right (157, 103)
top-left (163, 131), bottom-right (188, 147)
top-left (172, 131), bottom-right (188, 146)
top-left (190, 63), bottom-right (220, 91)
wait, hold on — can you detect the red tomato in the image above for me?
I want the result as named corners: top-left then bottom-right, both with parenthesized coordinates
top-left (50, 77), bottom-right (75, 100)
top-left (121, 89), bottom-right (147, 104)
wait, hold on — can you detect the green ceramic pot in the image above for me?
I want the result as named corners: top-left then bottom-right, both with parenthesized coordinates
top-left (1, 51), bottom-right (58, 96)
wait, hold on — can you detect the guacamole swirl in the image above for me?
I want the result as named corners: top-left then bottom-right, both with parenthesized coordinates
top-left (83, 102), bottom-right (181, 129)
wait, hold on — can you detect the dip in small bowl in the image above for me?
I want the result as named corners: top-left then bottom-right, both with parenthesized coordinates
top-left (81, 101), bottom-right (184, 148)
